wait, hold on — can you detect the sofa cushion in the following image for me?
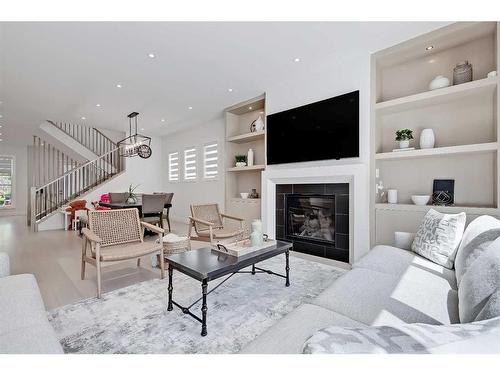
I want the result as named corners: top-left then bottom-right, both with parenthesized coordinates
top-left (239, 303), bottom-right (364, 354)
top-left (0, 274), bottom-right (63, 354)
top-left (454, 215), bottom-right (500, 287)
top-left (302, 316), bottom-right (500, 354)
top-left (458, 237), bottom-right (500, 323)
top-left (476, 288), bottom-right (500, 322)
top-left (353, 245), bottom-right (457, 290)
top-left (312, 268), bottom-right (459, 326)
top-left (411, 209), bottom-right (466, 269)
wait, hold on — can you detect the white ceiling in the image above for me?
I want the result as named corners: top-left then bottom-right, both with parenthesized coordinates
top-left (0, 22), bottom-right (449, 146)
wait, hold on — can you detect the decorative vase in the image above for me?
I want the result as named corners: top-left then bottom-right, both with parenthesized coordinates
top-left (126, 196), bottom-right (136, 204)
top-left (387, 189), bottom-right (398, 204)
top-left (419, 128), bottom-right (435, 149)
top-left (250, 219), bottom-right (264, 247)
top-left (487, 71), bottom-right (497, 78)
top-left (249, 188), bottom-right (259, 199)
top-left (429, 75), bottom-right (450, 91)
top-left (250, 116), bottom-right (265, 132)
top-left (399, 140), bottom-right (410, 149)
top-left (235, 162), bottom-right (247, 168)
top-left (247, 148), bottom-right (254, 166)
top-left (453, 61), bottom-right (473, 85)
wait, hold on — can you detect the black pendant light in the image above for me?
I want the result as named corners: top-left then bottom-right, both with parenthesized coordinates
top-left (117, 112), bottom-right (152, 158)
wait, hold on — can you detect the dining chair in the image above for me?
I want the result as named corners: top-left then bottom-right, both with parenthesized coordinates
top-left (154, 192), bottom-right (174, 232)
top-left (109, 192), bottom-right (128, 203)
top-left (81, 208), bottom-right (165, 298)
top-left (142, 193), bottom-right (167, 229)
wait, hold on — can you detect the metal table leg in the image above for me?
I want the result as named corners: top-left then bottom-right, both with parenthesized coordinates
top-left (201, 279), bottom-right (208, 336)
top-left (167, 264), bottom-right (173, 311)
top-left (285, 249), bottom-right (290, 287)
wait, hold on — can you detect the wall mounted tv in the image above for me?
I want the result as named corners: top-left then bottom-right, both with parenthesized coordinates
top-left (266, 90), bottom-right (359, 165)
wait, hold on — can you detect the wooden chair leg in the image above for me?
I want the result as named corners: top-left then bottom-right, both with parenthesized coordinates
top-left (137, 258), bottom-right (141, 267)
top-left (96, 259), bottom-right (102, 299)
top-left (81, 240), bottom-right (87, 280)
top-left (159, 248), bottom-right (165, 279)
top-left (166, 208), bottom-right (171, 232)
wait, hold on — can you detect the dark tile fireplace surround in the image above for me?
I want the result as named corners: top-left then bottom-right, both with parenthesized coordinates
top-left (276, 183), bottom-right (349, 263)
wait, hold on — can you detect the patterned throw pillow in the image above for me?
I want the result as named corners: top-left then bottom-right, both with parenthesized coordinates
top-left (411, 209), bottom-right (466, 269)
top-left (302, 317), bottom-right (500, 354)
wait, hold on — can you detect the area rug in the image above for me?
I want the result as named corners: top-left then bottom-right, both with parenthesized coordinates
top-left (48, 255), bottom-right (345, 354)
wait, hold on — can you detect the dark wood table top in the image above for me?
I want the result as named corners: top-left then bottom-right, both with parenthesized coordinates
top-left (165, 240), bottom-right (293, 281)
top-left (99, 198), bottom-right (172, 210)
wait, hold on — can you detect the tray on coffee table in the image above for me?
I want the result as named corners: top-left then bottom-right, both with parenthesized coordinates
top-left (212, 238), bottom-right (277, 257)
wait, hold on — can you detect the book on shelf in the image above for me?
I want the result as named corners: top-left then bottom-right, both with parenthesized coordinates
top-left (392, 147), bottom-right (415, 152)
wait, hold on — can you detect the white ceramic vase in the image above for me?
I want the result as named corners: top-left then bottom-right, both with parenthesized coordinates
top-left (387, 189), bottom-right (398, 204)
top-left (429, 75), bottom-right (450, 91)
top-left (399, 140), bottom-right (410, 149)
top-left (247, 148), bottom-right (254, 166)
top-left (420, 129), bottom-right (435, 149)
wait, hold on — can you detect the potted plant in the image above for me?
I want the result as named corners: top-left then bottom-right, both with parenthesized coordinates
top-left (395, 129), bottom-right (414, 149)
top-left (235, 155), bottom-right (247, 168)
top-left (127, 183), bottom-right (140, 204)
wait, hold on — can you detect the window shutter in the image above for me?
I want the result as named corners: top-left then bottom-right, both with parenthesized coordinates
top-left (184, 147), bottom-right (197, 181)
top-left (168, 152), bottom-right (179, 182)
top-left (203, 142), bottom-right (218, 180)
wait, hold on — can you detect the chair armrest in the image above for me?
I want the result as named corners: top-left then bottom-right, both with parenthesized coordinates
top-left (188, 216), bottom-right (215, 227)
top-left (82, 228), bottom-right (102, 243)
top-left (220, 213), bottom-right (244, 222)
top-left (141, 221), bottom-right (165, 234)
top-left (0, 252), bottom-right (10, 278)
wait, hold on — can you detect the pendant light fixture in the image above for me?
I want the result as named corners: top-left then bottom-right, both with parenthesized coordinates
top-left (117, 112), bottom-right (152, 158)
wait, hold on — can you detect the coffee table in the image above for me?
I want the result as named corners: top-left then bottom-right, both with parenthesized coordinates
top-left (165, 240), bottom-right (293, 336)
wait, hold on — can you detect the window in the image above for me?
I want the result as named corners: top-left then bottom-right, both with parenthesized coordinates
top-left (203, 142), bottom-right (218, 180)
top-left (183, 147), bottom-right (197, 181)
top-left (168, 152), bottom-right (179, 182)
top-left (0, 156), bottom-right (14, 208)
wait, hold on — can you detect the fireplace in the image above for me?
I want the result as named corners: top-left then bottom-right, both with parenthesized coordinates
top-left (276, 183), bottom-right (349, 263)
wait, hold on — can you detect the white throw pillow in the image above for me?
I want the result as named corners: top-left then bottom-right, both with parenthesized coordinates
top-left (411, 209), bottom-right (466, 269)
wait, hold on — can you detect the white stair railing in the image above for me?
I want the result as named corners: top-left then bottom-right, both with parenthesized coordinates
top-left (30, 147), bottom-right (124, 229)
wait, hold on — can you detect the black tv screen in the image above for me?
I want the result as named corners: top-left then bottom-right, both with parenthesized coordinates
top-left (266, 90), bottom-right (359, 165)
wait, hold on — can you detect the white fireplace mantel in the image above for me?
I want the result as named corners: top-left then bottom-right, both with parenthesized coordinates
top-left (261, 163), bottom-right (370, 264)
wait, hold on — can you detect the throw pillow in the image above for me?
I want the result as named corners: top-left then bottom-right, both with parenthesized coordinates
top-left (302, 317), bottom-right (500, 354)
top-left (411, 209), bottom-right (466, 269)
top-left (458, 237), bottom-right (500, 323)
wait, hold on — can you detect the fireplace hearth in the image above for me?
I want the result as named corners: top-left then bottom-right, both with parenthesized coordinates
top-left (276, 183), bottom-right (349, 263)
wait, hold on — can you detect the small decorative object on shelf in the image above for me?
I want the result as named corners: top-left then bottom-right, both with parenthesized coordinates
top-left (247, 148), bottom-right (254, 166)
top-left (127, 184), bottom-right (139, 204)
top-left (249, 188), bottom-right (259, 199)
top-left (235, 155), bottom-right (247, 167)
top-left (453, 61), bottom-right (473, 85)
top-left (432, 179), bottom-right (455, 206)
top-left (387, 189), bottom-right (398, 204)
top-left (419, 128), bottom-right (435, 149)
top-left (395, 128), bottom-right (414, 149)
top-left (487, 70), bottom-right (497, 78)
top-left (240, 192), bottom-right (249, 199)
top-left (250, 115), bottom-right (265, 133)
top-left (429, 75), bottom-right (450, 91)
top-left (411, 195), bottom-right (430, 206)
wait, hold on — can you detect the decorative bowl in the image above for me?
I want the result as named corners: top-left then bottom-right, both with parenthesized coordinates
top-left (240, 193), bottom-right (249, 199)
top-left (411, 195), bottom-right (430, 206)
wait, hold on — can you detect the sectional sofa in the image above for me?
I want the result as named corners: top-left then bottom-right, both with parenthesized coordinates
top-left (242, 215), bottom-right (500, 354)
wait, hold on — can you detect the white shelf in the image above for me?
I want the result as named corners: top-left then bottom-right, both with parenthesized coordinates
top-left (226, 164), bottom-right (266, 172)
top-left (375, 77), bottom-right (498, 114)
top-left (375, 203), bottom-right (498, 215)
top-left (229, 198), bottom-right (261, 202)
top-left (227, 131), bottom-right (265, 144)
top-left (375, 142), bottom-right (498, 160)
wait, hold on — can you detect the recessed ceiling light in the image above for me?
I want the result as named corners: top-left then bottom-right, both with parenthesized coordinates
top-left (96, 104), bottom-right (101, 107)
top-left (0, 115), bottom-right (3, 118)
top-left (0, 125), bottom-right (2, 128)
top-left (161, 118), bottom-right (165, 122)
top-left (188, 106), bottom-right (193, 110)
top-left (0, 139), bottom-right (3, 142)
top-left (426, 45), bottom-right (434, 51)
top-left (81, 116), bottom-right (86, 120)
top-left (228, 88), bottom-right (233, 92)
top-left (0, 133), bottom-right (2, 136)
top-left (116, 84), bottom-right (122, 88)
top-left (148, 53), bottom-right (155, 58)
top-left (294, 57), bottom-right (301, 62)
top-left (141, 128), bottom-right (145, 131)
top-left (260, 111), bottom-right (264, 114)
top-left (248, 106), bottom-right (253, 110)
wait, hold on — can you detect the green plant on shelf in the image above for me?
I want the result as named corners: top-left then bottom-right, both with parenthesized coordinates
top-left (235, 155), bottom-right (247, 163)
top-left (395, 129), bottom-right (414, 141)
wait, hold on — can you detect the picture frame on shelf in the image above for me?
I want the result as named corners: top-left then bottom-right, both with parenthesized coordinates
top-left (432, 179), bottom-right (455, 206)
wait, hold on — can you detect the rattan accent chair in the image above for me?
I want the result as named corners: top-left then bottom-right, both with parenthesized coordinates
top-left (81, 208), bottom-right (165, 298)
top-left (189, 203), bottom-right (244, 244)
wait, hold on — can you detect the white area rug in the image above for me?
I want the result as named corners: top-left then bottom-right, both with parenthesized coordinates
top-left (48, 255), bottom-right (344, 353)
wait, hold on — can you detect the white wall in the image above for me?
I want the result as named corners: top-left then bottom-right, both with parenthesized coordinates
top-left (0, 144), bottom-right (28, 216)
top-left (161, 118), bottom-right (225, 222)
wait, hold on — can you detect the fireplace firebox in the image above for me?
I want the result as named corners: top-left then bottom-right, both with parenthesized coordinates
top-left (276, 183), bottom-right (349, 263)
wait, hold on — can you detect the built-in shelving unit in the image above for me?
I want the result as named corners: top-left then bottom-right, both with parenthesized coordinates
top-left (224, 94), bottom-right (266, 229)
top-left (370, 22), bottom-right (500, 246)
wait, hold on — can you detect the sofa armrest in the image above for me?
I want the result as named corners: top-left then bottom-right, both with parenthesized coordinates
top-left (0, 252), bottom-right (10, 278)
top-left (394, 231), bottom-right (416, 251)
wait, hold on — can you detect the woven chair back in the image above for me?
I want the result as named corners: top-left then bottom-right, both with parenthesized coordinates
top-left (88, 208), bottom-right (142, 247)
top-left (190, 203), bottom-right (223, 233)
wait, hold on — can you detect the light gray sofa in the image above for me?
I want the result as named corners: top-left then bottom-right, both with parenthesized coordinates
top-left (242, 215), bottom-right (500, 354)
top-left (0, 253), bottom-right (63, 353)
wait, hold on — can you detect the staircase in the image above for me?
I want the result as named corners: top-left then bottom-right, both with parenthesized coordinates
top-left (29, 121), bottom-right (125, 231)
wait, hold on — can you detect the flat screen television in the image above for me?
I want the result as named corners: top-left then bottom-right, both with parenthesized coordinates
top-left (266, 90), bottom-right (359, 165)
